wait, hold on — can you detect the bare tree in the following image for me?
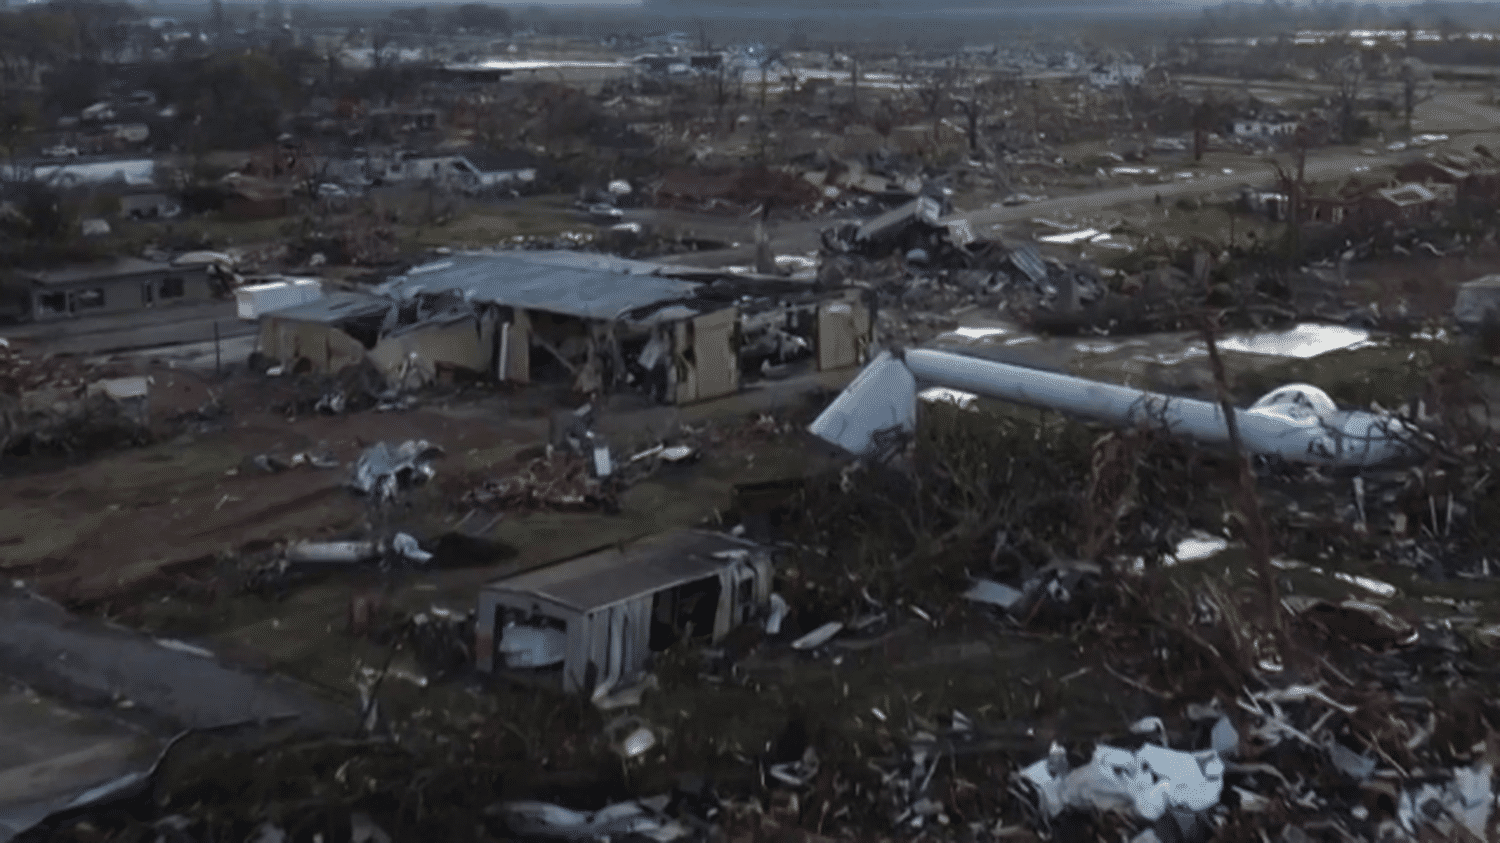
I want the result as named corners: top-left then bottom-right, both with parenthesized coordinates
top-left (1325, 52), bottom-right (1363, 144)
top-left (755, 48), bottom-right (782, 114)
top-left (371, 24), bottom-right (397, 72)
top-left (1399, 57), bottom-right (1433, 134)
top-left (849, 47), bottom-right (861, 116)
top-left (704, 59), bottom-right (733, 134)
top-left (915, 61), bottom-right (957, 145)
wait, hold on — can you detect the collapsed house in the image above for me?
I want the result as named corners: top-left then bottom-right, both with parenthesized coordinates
top-left (475, 529), bottom-right (773, 692)
top-left (254, 250), bottom-right (874, 403)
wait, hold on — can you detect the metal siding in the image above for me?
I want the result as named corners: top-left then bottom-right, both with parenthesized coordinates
top-left (565, 612), bottom-right (591, 692)
top-left (585, 609), bottom-right (609, 693)
top-left (504, 309), bottom-right (531, 383)
top-left (672, 320), bottom-right (697, 403)
top-left (713, 565), bottom-right (734, 641)
top-left (623, 596), bottom-right (652, 680)
top-left (475, 592), bottom-right (499, 672)
top-left (689, 307), bottom-right (739, 402)
top-left (370, 318), bottom-right (489, 386)
top-left (380, 252), bottom-right (702, 321)
top-left (818, 296), bottom-right (862, 371)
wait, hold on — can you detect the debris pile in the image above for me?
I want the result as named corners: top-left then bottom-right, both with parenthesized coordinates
top-left (348, 440), bottom-right (444, 503)
top-left (465, 452), bottom-right (618, 513)
top-left (652, 167), bottom-right (823, 216)
top-left (1017, 729), bottom-right (1225, 834)
top-left (820, 203), bottom-right (1116, 344)
top-left (0, 342), bottom-right (151, 454)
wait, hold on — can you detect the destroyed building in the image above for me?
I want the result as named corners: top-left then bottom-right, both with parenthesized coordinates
top-left (253, 249), bottom-right (874, 402)
top-left (475, 529), bottom-right (773, 692)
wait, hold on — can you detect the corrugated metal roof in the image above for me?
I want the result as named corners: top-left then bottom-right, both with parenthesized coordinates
top-left (506, 250), bottom-right (669, 275)
top-left (1009, 244), bottom-right (1048, 286)
top-left (378, 251), bottom-right (703, 320)
top-left (483, 529), bottom-right (761, 614)
top-left (856, 196), bottom-right (942, 242)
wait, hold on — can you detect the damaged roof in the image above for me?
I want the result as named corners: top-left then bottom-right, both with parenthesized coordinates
top-left (263, 290), bottom-right (392, 324)
top-left (856, 196), bottom-right (943, 242)
top-left (376, 251), bottom-right (704, 320)
top-left (482, 529), bottom-right (763, 614)
top-left (1376, 183), bottom-right (1438, 206)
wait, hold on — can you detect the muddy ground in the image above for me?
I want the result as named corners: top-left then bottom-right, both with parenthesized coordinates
top-left (2, 315), bottom-right (1498, 843)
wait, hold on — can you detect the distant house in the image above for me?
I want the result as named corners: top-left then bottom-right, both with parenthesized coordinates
top-left (368, 107), bottom-right (440, 135)
top-left (1370, 182), bottom-right (1453, 224)
top-left (119, 191), bottom-right (181, 220)
top-left (461, 147), bottom-right (541, 189)
top-left (1088, 63), bottom-right (1144, 88)
top-left (1454, 274), bottom-right (1500, 330)
top-left (1395, 159), bottom-right (1469, 187)
top-left (15, 158), bottom-right (156, 188)
top-left (374, 149), bottom-right (538, 192)
top-left (1397, 156), bottom-right (1500, 202)
top-left (1231, 117), bottom-right (1300, 141)
top-left (220, 174), bottom-right (291, 220)
top-left (1302, 179), bottom-right (1453, 228)
top-left (19, 258), bottom-right (215, 322)
top-left (689, 53), bottom-right (724, 72)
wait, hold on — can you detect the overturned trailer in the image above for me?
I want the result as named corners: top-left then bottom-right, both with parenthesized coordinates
top-left (476, 529), bottom-right (772, 693)
top-left (811, 348), bottom-right (1416, 468)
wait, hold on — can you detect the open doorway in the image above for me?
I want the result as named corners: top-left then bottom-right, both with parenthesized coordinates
top-left (496, 607), bottom-right (567, 672)
top-left (648, 576), bottom-right (722, 651)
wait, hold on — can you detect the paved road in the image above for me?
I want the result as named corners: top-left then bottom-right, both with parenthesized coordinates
top-left (949, 147), bottom-right (1403, 230)
top-left (636, 145), bottom-right (1400, 262)
top-left (635, 84), bottom-right (1500, 262)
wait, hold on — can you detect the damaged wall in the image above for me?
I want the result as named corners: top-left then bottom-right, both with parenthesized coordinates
top-left (498, 309), bottom-right (531, 384)
top-left (817, 291), bottom-right (872, 372)
top-left (368, 312), bottom-right (496, 389)
top-left (673, 306), bottom-right (740, 405)
top-left (257, 317), bottom-right (369, 375)
top-left (476, 532), bottom-right (772, 693)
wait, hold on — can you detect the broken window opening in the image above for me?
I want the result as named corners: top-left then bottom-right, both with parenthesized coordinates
top-left (648, 575), bottom-right (722, 651)
top-left (340, 314), bottom-right (385, 349)
top-left (38, 292), bottom-right (67, 315)
top-left (70, 288), bottom-right (105, 311)
top-left (621, 334), bottom-right (671, 403)
top-left (736, 575), bottom-right (754, 624)
top-left (529, 314), bottom-right (587, 382)
top-left (160, 276), bottom-right (185, 298)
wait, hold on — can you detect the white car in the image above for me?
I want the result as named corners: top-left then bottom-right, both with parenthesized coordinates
top-left (587, 203), bottom-right (623, 222)
top-left (1386, 141), bottom-right (1407, 152)
top-left (42, 145), bottom-right (79, 159)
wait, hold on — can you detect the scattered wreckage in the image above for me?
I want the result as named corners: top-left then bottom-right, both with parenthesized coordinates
top-left (1, 340), bottom-right (152, 454)
top-left (810, 348), bottom-right (1418, 468)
